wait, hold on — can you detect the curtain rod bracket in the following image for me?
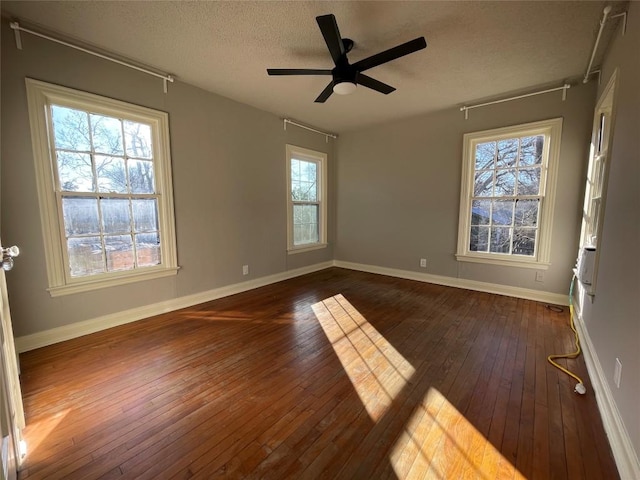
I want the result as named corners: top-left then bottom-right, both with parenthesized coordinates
top-left (10, 22), bottom-right (22, 50)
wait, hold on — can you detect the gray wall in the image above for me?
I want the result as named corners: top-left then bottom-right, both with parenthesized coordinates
top-left (577, 1), bottom-right (640, 458)
top-left (335, 81), bottom-right (596, 295)
top-left (0, 20), bottom-right (335, 337)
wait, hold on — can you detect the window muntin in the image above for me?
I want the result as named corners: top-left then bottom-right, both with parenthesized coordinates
top-left (286, 145), bottom-right (327, 253)
top-left (469, 135), bottom-right (543, 257)
top-left (51, 106), bottom-right (162, 277)
top-left (457, 119), bottom-right (562, 268)
top-left (26, 79), bottom-right (177, 296)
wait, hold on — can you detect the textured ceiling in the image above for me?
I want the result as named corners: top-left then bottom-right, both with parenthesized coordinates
top-left (1, 1), bottom-right (624, 133)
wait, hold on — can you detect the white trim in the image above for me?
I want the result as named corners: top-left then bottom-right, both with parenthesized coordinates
top-left (456, 118), bottom-right (563, 268)
top-left (333, 260), bottom-right (568, 306)
top-left (578, 69), bottom-right (619, 297)
top-left (286, 144), bottom-right (328, 252)
top-left (25, 79), bottom-right (178, 295)
top-left (455, 253), bottom-right (550, 270)
top-left (573, 305), bottom-right (640, 480)
top-left (15, 261), bottom-right (333, 353)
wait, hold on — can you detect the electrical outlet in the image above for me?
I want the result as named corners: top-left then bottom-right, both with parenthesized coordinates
top-left (420, 258), bottom-right (427, 268)
top-left (242, 265), bottom-right (249, 276)
top-left (535, 271), bottom-right (544, 282)
top-left (614, 358), bottom-right (622, 388)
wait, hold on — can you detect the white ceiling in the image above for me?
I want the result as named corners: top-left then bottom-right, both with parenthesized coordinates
top-left (1, 1), bottom-right (624, 133)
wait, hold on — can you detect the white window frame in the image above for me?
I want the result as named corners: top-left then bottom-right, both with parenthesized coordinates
top-left (456, 118), bottom-right (563, 269)
top-left (286, 144), bottom-right (328, 254)
top-left (578, 70), bottom-right (618, 295)
top-left (26, 79), bottom-right (178, 296)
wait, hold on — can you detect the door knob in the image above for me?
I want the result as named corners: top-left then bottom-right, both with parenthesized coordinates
top-left (1, 245), bottom-right (19, 271)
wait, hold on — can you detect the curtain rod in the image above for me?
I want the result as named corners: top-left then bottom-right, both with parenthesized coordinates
top-left (583, 7), bottom-right (627, 84)
top-left (10, 21), bottom-right (175, 93)
top-left (284, 119), bottom-right (337, 142)
top-left (460, 84), bottom-right (570, 120)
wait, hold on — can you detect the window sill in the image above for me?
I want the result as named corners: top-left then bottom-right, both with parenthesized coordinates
top-left (47, 267), bottom-right (179, 297)
top-left (287, 243), bottom-right (328, 255)
top-left (456, 253), bottom-right (550, 270)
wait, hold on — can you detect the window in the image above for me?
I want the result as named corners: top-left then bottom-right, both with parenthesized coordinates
top-left (286, 145), bottom-right (327, 253)
top-left (578, 71), bottom-right (617, 294)
top-left (26, 79), bottom-right (178, 296)
top-left (456, 118), bottom-right (562, 268)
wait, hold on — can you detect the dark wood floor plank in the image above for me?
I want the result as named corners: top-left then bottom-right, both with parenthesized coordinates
top-left (17, 268), bottom-right (619, 480)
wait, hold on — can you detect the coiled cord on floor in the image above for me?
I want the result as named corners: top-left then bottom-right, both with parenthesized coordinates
top-left (547, 274), bottom-right (586, 395)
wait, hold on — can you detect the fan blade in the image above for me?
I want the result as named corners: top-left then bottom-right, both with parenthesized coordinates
top-left (315, 82), bottom-right (335, 103)
top-left (356, 73), bottom-right (396, 94)
top-left (267, 68), bottom-right (332, 76)
top-left (353, 37), bottom-right (427, 72)
top-left (316, 14), bottom-right (345, 65)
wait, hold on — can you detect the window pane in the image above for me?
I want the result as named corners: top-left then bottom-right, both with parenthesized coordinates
top-left (105, 235), bottom-right (134, 272)
top-left (293, 204), bottom-right (319, 245)
top-left (132, 199), bottom-right (158, 232)
top-left (96, 156), bottom-right (127, 193)
top-left (124, 121), bottom-right (153, 159)
top-left (62, 197), bottom-right (100, 235)
top-left (128, 159), bottom-right (155, 193)
top-left (517, 167), bottom-right (541, 195)
top-left (101, 198), bottom-right (131, 234)
top-left (520, 135), bottom-right (543, 166)
top-left (490, 227), bottom-right (511, 253)
top-left (475, 142), bottom-right (495, 170)
top-left (57, 152), bottom-right (94, 192)
top-left (496, 139), bottom-right (518, 167)
top-left (474, 171), bottom-right (493, 197)
top-left (294, 223), bottom-right (319, 246)
top-left (494, 169), bottom-right (516, 196)
top-left (471, 200), bottom-right (491, 225)
top-left (68, 236), bottom-right (104, 277)
top-left (491, 200), bottom-right (514, 226)
top-left (51, 105), bottom-right (91, 151)
top-left (291, 159), bottom-right (317, 201)
top-left (514, 199), bottom-right (539, 227)
top-left (90, 113), bottom-right (124, 155)
top-left (513, 228), bottom-right (536, 256)
top-left (135, 233), bottom-right (161, 267)
top-left (470, 226), bottom-right (489, 252)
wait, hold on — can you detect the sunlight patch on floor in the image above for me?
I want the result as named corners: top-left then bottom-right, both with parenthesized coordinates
top-left (391, 387), bottom-right (525, 479)
top-left (22, 408), bottom-right (70, 462)
top-left (312, 294), bottom-right (415, 422)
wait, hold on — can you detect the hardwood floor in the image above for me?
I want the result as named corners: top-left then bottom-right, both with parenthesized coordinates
top-left (17, 268), bottom-right (618, 479)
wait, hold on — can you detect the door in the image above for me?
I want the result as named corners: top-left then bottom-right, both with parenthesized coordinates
top-left (0, 241), bottom-right (25, 480)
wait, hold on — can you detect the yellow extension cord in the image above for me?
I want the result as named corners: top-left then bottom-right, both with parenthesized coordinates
top-left (546, 275), bottom-right (586, 395)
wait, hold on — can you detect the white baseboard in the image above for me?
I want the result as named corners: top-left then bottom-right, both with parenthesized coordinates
top-left (333, 260), bottom-right (569, 306)
top-left (15, 261), bottom-right (333, 353)
top-left (573, 307), bottom-right (640, 480)
top-left (15, 259), bottom-right (568, 353)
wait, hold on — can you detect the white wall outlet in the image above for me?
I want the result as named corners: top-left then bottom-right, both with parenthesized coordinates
top-left (242, 265), bottom-right (249, 276)
top-left (420, 258), bottom-right (427, 268)
top-left (535, 271), bottom-right (544, 282)
top-left (614, 358), bottom-right (622, 388)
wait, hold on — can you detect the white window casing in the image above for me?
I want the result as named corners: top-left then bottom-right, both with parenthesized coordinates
top-left (286, 144), bottom-right (328, 254)
top-left (456, 118), bottom-right (563, 269)
top-left (25, 79), bottom-right (178, 296)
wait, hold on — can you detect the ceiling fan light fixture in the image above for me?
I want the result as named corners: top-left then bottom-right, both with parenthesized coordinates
top-left (333, 81), bottom-right (357, 95)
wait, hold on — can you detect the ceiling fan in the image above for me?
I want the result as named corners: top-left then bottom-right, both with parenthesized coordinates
top-left (267, 14), bottom-right (427, 103)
